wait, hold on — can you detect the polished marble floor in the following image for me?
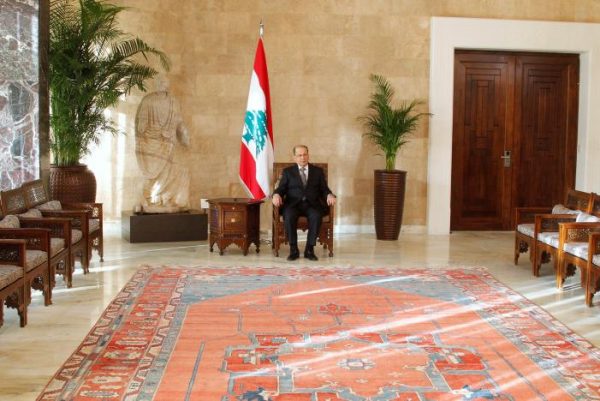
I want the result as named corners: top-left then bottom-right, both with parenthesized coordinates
top-left (1, 223), bottom-right (600, 400)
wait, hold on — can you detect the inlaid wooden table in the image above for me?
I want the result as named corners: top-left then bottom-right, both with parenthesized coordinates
top-left (208, 198), bottom-right (263, 255)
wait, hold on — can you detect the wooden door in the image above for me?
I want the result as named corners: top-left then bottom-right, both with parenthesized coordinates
top-left (451, 50), bottom-right (579, 230)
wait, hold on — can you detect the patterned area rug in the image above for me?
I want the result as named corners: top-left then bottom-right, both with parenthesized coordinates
top-left (37, 266), bottom-right (600, 401)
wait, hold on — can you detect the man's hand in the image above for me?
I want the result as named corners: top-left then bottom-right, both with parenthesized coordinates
top-left (272, 193), bottom-right (283, 207)
top-left (327, 194), bottom-right (336, 206)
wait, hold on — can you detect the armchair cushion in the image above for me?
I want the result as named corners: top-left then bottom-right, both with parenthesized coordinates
top-left (564, 242), bottom-right (589, 259)
top-left (50, 238), bottom-right (66, 256)
top-left (537, 232), bottom-right (559, 248)
top-left (71, 229), bottom-right (83, 244)
top-left (552, 204), bottom-right (581, 215)
top-left (0, 215), bottom-right (20, 228)
top-left (89, 219), bottom-right (100, 233)
top-left (0, 265), bottom-right (23, 288)
top-left (35, 200), bottom-right (62, 211)
top-left (576, 212), bottom-right (600, 223)
top-left (17, 209), bottom-right (43, 218)
top-left (25, 250), bottom-right (47, 272)
top-left (517, 223), bottom-right (534, 237)
top-left (593, 255), bottom-right (600, 266)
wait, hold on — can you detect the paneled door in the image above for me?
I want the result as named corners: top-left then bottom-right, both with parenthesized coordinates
top-left (451, 50), bottom-right (579, 230)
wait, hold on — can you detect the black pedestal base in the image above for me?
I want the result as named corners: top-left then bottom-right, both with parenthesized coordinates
top-left (122, 210), bottom-right (208, 243)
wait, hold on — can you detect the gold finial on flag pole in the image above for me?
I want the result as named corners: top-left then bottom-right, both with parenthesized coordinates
top-left (259, 19), bottom-right (264, 38)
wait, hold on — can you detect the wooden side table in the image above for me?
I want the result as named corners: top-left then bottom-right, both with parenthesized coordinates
top-left (208, 198), bottom-right (263, 255)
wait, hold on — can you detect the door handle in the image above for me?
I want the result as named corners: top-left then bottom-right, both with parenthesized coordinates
top-left (500, 150), bottom-right (511, 167)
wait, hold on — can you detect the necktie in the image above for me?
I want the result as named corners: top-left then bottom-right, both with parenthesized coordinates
top-left (300, 167), bottom-right (307, 187)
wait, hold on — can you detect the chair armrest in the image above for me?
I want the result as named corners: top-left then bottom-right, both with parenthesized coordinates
top-left (62, 202), bottom-right (103, 221)
top-left (0, 239), bottom-right (26, 267)
top-left (559, 222), bottom-right (600, 246)
top-left (40, 209), bottom-right (90, 233)
top-left (589, 233), bottom-right (600, 263)
top-left (18, 217), bottom-right (71, 242)
top-left (0, 228), bottom-right (50, 252)
top-left (534, 214), bottom-right (577, 233)
top-left (515, 207), bottom-right (554, 225)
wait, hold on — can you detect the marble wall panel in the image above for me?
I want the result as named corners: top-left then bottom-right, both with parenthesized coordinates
top-left (77, 0), bottom-right (600, 232)
top-left (0, 0), bottom-right (39, 191)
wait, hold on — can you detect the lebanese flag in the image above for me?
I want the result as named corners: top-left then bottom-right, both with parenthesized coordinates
top-left (239, 38), bottom-right (274, 200)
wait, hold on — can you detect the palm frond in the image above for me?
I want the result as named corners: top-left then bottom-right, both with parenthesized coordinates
top-left (359, 74), bottom-right (430, 171)
top-left (49, 0), bottom-right (170, 166)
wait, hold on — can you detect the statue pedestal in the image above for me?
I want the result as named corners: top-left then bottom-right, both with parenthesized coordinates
top-left (121, 210), bottom-right (207, 243)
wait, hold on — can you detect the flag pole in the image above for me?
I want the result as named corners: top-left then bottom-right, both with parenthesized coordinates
top-left (259, 19), bottom-right (264, 38)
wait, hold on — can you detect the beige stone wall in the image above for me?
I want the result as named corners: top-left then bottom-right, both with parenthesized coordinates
top-left (92, 0), bottom-right (600, 230)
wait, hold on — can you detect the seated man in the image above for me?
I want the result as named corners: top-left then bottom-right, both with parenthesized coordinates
top-left (272, 145), bottom-right (336, 261)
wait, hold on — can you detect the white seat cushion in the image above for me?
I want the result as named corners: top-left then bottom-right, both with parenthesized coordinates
top-left (71, 229), bottom-right (83, 244)
top-left (593, 254), bottom-right (600, 267)
top-left (25, 250), bottom-right (47, 272)
top-left (537, 232), bottom-right (559, 248)
top-left (50, 238), bottom-right (66, 257)
top-left (576, 212), bottom-right (600, 223)
top-left (517, 223), bottom-right (535, 237)
top-left (552, 204), bottom-right (581, 215)
top-left (563, 242), bottom-right (589, 260)
top-left (89, 219), bottom-right (100, 233)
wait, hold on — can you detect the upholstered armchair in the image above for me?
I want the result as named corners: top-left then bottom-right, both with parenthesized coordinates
top-left (0, 215), bottom-right (52, 306)
top-left (23, 180), bottom-right (103, 264)
top-left (0, 187), bottom-right (84, 285)
top-left (271, 162), bottom-right (334, 257)
top-left (0, 239), bottom-right (28, 327)
top-left (514, 189), bottom-right (593, 275)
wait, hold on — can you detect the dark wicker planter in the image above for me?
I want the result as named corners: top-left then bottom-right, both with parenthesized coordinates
top-left (374, 169), bottom-right (406, 240)
top-left (49, 164), bottom-right (97, 203)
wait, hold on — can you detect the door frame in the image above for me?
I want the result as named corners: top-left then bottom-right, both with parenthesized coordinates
top-left (428, 17), bottom-right (600, 234)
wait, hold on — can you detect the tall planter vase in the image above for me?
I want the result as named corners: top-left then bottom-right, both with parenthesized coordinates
top-left (49, 164), bottom-right (97, 203)
top-left (374, 169), bottom-right (406, 240)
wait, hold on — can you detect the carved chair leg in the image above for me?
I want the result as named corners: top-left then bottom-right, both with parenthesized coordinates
top-left (18, 287), bottom-right (27, 327)
top-left (587, 274), bottom-right (600, 307)
top-left (514, 236), bottom-right (521, 265)
top-left (99, 240), bottom-right (104, 262)
top-left (556, 258), bottom-right (566, 290)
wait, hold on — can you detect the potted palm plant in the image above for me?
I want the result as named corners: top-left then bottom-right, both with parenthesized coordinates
top-left (48, 0), bottom-right (169, 202)
top-left (360, 74), bottom-right (429, 240)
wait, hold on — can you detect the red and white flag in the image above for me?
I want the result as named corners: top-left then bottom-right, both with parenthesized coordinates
top-left (239, 37), bottom-right (274, 199)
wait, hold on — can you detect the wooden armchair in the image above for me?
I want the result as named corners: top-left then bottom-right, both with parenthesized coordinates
top-left (0, 239), bottom-right (28, 327)
top-left (271, 162), bottom-right (334, 257)
top-left (0, 215), bottom-right (52, 306)
top-left (514, 189), bottom-right (593, 275)
top-left (23, 179), bottom-right (103, 264)
top-left (0, 186), bottom-right (85, 285)
top-left (586, 233), bottom-right (600, 306)
top-left (555, 193), bottom-right (600, 295)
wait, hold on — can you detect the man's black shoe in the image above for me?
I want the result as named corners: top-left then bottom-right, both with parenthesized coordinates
top-left (287, 247), bottom-right (300, 261)
top-left (304, 249), bottom-right (319, 260)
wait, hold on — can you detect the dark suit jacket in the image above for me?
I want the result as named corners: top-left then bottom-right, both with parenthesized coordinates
top-left (273, 163), bottom-right (333, 215)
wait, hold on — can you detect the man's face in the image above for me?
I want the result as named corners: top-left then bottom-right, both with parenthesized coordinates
top-left (294, 147), bottom-right (309, 167)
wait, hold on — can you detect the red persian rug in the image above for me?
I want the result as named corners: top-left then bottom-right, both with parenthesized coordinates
top-left (38, 266), bottom-right (600, 401)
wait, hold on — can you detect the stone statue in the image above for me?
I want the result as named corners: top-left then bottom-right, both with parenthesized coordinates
top-left (135, 75), bottom-right (190, 213)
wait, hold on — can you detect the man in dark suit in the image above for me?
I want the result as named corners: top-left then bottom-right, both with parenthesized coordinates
top-left (272, 145), bottom-right (336, 261)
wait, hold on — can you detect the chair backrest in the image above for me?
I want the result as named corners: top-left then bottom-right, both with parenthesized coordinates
top-left (590, 193), bottom-right (600, 217)
top-left (0, 187), bottom-right (29, 215)
top-left (272, 162), bottom-right (329, 189)
top-left (22, 179), bottom-right (50, 209)
top-left (564, 189), bottom-right (593, 212)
